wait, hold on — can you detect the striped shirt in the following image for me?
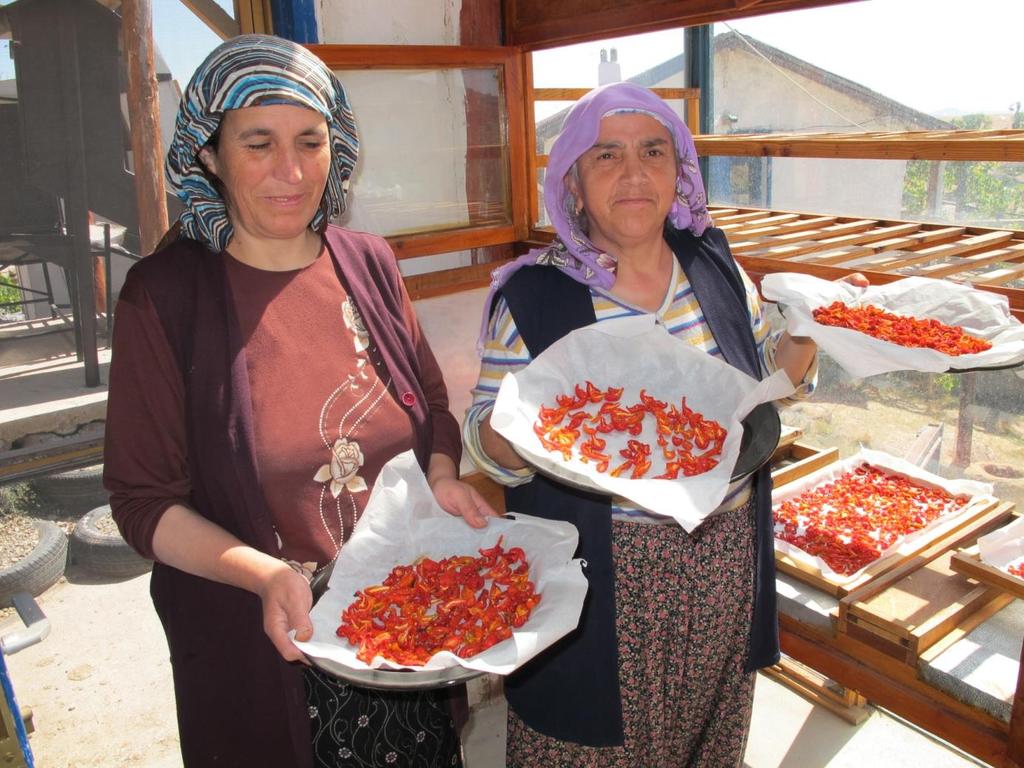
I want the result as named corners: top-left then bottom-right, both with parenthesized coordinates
top-left (464, 259), bottom-right (816, 523)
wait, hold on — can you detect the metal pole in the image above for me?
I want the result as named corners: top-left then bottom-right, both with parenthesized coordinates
top-left (57, 12), bottom-right (100, 387)
top-left (122, 0), bottom-right (168, 257)
top-left (684, 25), bottom-right (713, 191)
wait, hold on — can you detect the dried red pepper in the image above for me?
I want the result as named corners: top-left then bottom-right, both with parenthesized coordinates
top-left (1007, 559), bottom-right (1024, 580)
top-left (812, 301), bottom-right (992, 356)
top-left (773, 463), bottom-right (967, 576)
top-left (533, 382), bottom-right (727, 480)
top-left (336, 536), bottom-right (542, 665)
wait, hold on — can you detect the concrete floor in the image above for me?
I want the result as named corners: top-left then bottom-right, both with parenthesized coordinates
top-left (0, 293), bottom-right (999, 767)
top-left (1, 569), bottom-right (986, 768)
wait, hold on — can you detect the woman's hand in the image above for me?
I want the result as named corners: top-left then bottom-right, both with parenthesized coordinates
top-left (776, 272), bottom-right (870, 384)
top-left (257, 561), bottom-right (315, 664)
top-left (427, 453), bottom-right (501, 529)
top-left (841, 272), bottom-right (870, 288)
top-left (430, 476), bottom-right (501, 529)
top-left (151, 504), bottom-right (315, 664)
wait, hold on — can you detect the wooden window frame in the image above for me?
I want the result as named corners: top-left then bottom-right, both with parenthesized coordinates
top-left (307, 44), bottom-right (530, 264)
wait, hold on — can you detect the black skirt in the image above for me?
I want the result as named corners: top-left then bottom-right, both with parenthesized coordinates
top-left (303, 666), bottom-right (463, 768)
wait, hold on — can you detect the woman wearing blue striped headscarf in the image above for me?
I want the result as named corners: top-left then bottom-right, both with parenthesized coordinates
top-left (103, 35), bottom-right (495, 768)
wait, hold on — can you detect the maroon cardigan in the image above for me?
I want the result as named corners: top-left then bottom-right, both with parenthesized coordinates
top-left (104, 226), bottom-right (460, 768)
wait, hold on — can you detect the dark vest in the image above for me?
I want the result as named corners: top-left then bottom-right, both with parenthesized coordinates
top-left (499, 226), bottom-right (780, 747)
top-left (130, 226), bottom-right (437, 768)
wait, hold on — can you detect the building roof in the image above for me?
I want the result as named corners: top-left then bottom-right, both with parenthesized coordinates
top-left (536, 30), bottom-right (949, 146)
top-left (713, 30), bottom-right (949, 131)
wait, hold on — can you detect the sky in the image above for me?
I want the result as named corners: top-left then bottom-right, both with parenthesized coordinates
top-left (533, 0), bottom-right (1023, 119)
top-left (0, 0), bottom-right (1019, 119)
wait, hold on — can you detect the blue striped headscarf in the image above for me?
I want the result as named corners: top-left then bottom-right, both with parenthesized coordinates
top-left (166, 35), bottom-right (359, 253)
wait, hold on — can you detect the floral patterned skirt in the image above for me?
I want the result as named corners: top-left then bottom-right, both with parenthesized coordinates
top-left (304, 668), bottom-right (463, 768)
top-left (507, 498), bottom-right (758, 768)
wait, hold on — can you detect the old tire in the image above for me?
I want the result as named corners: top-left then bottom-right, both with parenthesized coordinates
top-left (0, 521), bottom-right (68, 607)
top-left (69, 505), bottom-right (152, 578)
top-left (32, 464), bottom-right (108, 516)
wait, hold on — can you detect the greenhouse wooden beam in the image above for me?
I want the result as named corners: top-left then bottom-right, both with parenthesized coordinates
top-left (693, 129), bottom-right (1024, 162)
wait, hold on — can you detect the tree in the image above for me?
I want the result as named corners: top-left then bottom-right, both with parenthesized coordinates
top-left (903, 114), bottom-right (1024, 225)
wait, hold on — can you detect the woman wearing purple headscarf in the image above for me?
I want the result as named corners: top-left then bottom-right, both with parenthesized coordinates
top-left (464, 82), bottom-right (865, 767)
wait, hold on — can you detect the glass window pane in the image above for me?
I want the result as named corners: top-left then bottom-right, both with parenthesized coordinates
top-left (708, 156), bottom-right (1024, 239)
top-left (335, 67), bottom-right (511, 237)
top-left (711, 0), bottom-right (1021, 136)
top-left (782, 357), bottom-right (1024, 511)
top-left (530, 29), bottom-right (688, 229)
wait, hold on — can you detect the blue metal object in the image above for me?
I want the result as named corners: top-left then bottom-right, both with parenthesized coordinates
top-left (270, 0), bottom-right (318, 43)
top-left (0, 593), bottom-right (48, 768)
top-left (0, 650), bottom-right (34, 767)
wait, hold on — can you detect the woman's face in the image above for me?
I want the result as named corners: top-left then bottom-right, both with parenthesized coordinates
top-left (199, 103), bottom-right (331, 245)
top-left (569, 112), bottom-right (677, 253)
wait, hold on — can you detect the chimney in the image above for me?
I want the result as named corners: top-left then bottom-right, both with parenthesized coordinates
top-left (598, 46), bottom-right (621, 85)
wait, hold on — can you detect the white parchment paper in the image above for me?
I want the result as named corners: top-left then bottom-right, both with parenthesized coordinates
top-left (978, 515), bottom-right (1024, 574)
top-left (293, 450), bottom-right (588, 675)
top-left (490, 315), bottom-right (795, 531)
top-left (773, 448), bottom-right (994, 584)
top-left (760, 274), bottom-right (1024, 378)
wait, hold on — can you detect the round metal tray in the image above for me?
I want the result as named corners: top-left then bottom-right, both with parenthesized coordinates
top-left (307, 654), bottom-right (485, 691)
top-left (945, 359), bottom-right (1024, 374)
top-left (731, 401), bottom-right (781, 480)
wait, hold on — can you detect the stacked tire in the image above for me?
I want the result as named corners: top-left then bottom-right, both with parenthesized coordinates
top-left (69, 505), bottom-right (152, 578)
top-left (33, 464), bottom-right (151, 579)
top-left (31, 463), bottom-right (108, 517)
top-left (0, 520), bottom-right (67, 608)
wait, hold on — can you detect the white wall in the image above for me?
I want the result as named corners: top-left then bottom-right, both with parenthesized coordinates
top-left (318, 0), bottom-right (475, 274)
top-left (316, 0), bottom-right (460, 45)
top-left (712, 46), bottom-right (923, 220)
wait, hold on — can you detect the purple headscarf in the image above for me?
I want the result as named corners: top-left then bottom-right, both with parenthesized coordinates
top-left (478, 82), bottom-right (712, 350)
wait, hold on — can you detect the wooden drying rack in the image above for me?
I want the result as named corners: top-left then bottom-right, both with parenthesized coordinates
top-left (693, 129), bottom-right (1024, 162)
top-left (708, 205), bottom-right (1024, 320)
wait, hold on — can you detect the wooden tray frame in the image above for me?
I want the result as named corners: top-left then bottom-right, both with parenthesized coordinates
top-left (770, 445), bottom-right (1006, 597)
top-left (950, 546), bottom-right (1024, 601)
top-left (837, 502), bottom-right (1016, 664)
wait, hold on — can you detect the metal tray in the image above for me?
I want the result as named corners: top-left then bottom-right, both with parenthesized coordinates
top-left (307, 654), bottom-right (485, 691)
top-left (731, 401), bottom-right (782, 480)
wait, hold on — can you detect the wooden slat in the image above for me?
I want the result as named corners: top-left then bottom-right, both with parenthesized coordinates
top-left (915, 243), bottom-right (1024, 280)
top-left (950, 547), bottom-right (1024, 601)
top-left (719, 213), bottom-right (801, 233)
top-left (524, 54), bottom-right (540, 228)
top-left (532, 87), bottom-right (700, 101)
top-left (686, 96), bottom-right (700, 134)
top-left (506, 0), bottom-right (869, 50)
top-left (715, 210), bottom-right (780, 225)
top-left (800, 226), bottom-right (967, 266)
top-left (386, 224), bottom-right (516, 260)
top-left (310, 44), bottom-right (520, 69)
top-left (404, 260), bottom-right (509, 301)
top-left (872, 230), bottom-right (1014, 271)
top-left (177, 0), bottom-right (239, 39)
top-left (975, 262), bottom-right (1024, 286)
top-left (760, 224), bottom-right (963, 262)
top-left (780, 622), bottom-right (1009, 767)
top-left (694, 129), bottom-right (1024, 162)
top-left (737, 220), bottom-right (881, 259)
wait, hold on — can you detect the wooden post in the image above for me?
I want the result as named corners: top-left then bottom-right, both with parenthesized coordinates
top-left (122, 0), bottom-right (168, 257)
top-left (926, 160), bottom-right (944, 218)
top-left (459, 0), bottom-right (514, 263)
top-left (952, 372), bottom-right (976, 468)
top-left (1008, 633), bottom-right (1024, 766)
